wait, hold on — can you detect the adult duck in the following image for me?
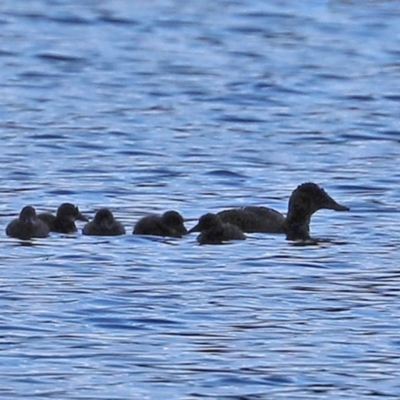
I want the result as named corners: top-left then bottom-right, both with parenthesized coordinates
top-left (133, 210), bottom-right (187, 238)
top-left (6, 206), bottom-right (50, 240)
top-left (217, 182), bottom-right (349, 240)
top-left (189, 213), bottom-right (245, 245)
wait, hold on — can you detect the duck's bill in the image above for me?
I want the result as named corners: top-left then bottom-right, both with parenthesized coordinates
top-left (324, 197), bottom-right (350, 211)
top-left (188, 223), bottom-right (200, 233)
top-left (77, 209), bottom-right (89, 221)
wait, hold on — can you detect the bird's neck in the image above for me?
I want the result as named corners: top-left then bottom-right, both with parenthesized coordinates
top-left (284, 207), bottom-right (312, 240)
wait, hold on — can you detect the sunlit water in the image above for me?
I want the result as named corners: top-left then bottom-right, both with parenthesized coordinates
top-left (1, 0), bottom-right (400, 398)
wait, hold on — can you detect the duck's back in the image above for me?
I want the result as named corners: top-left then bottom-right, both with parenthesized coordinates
top-left (37, 213), bottom-right (56, 231)
top-left (198, 222), bottom-right (245, 245)
top-left (83, 220), bottom-right (125, 236)
top-left (217, 206), bottom-right (285, 233)
top-left (6, 218), bottom-right (49, 240)
top-left (38, 213), bottom-right (77, 233)
top-left (133, 215), bottom-right (181, 237)
top-left (53, 218), bottom-right (77, 233)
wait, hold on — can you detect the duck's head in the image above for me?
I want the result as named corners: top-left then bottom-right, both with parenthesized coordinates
top-left (189, 213), bottom-right (221, 233)
top-left (288, 183), bottom-right (349, 217)
top-left (19, 206), bottom-right (37, 224)
top-left (162, 210), bottom-right (187, 235)
top-left (94, 208), bottom-right (115, 228)
top-left (57, 203), bottom-right (88, 221)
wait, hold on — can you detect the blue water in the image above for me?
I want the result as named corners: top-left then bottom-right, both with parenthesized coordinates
top-left (1, 0), bottom-right (400, 398)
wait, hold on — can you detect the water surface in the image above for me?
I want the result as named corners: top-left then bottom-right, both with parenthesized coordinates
top-left (1, 0), bottom-right (400, 398)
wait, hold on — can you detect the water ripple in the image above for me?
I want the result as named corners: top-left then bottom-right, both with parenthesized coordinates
top-left (1, 0), bottom-right (400, 398)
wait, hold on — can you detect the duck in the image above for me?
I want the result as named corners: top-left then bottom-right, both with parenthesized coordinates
top-left (38, 203), bottom-right (88, 233)
top-left (217, 182), bottom-right (350, 241)
top-left (133, 210), bottom-right (187, 238)
top-left (189, 213), bottom-right (246, 245)
top-left (82, 208), bottom-right (125, 236)
top-left (6, 206), bottom-right (50, 240)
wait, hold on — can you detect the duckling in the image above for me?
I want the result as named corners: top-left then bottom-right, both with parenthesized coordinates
top-left (217, 182), bottom-right (349, 240)
top-left (189, 213), bottom-right (245, 245)
top-left (133, 210), bottom-right (187, 238)
top-left (6, 206), bottom-right (50, 240)
top-left (83, 208), bottom-right (125, 236)
top-left (38, 203), bottom-right (87, 233)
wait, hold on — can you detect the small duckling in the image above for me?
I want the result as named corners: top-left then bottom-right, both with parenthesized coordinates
top-left (83, 208), bottom-right (125, 236)
top-left (38, 203), bottom-right (87, 233)
top-left (189, 213), bottom-right (245, 245)
top-left (133, 210), bottom-right (187, 238)
top-left (6, 206), bottom-right (50, 240)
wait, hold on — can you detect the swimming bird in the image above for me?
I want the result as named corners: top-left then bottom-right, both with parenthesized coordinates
top-left (189, 213), bottom-right (246, 245)
top-left (6, 206), bottom-right (50, 240)
top-left (82, 208), bottom-right (125, 236)
top-left (38, 203), bottom-right (87, 233)
top-left (133, 210), bottom-right (187, 238)
top-left (217, 182), bottom-right (349, 241)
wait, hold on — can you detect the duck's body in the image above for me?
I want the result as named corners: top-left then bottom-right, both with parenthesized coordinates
top-left (6, 206), bottom-right (50, 240)
top-left (38, 203), bottom-right (87, 233)
top-left (217, 182), bottom-right (349, 241)
top-left (133, 210), bottom-right (187, 238)
top-left (83, 208), bottom-right (125, 236)
top-left (218, 206), bottom-right (285, 233)
top-left (189, 213), bottom-right (245, 245)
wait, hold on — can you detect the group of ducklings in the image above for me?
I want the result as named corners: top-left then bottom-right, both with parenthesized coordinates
top-left (5, 182), bottom-right (350, 244)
